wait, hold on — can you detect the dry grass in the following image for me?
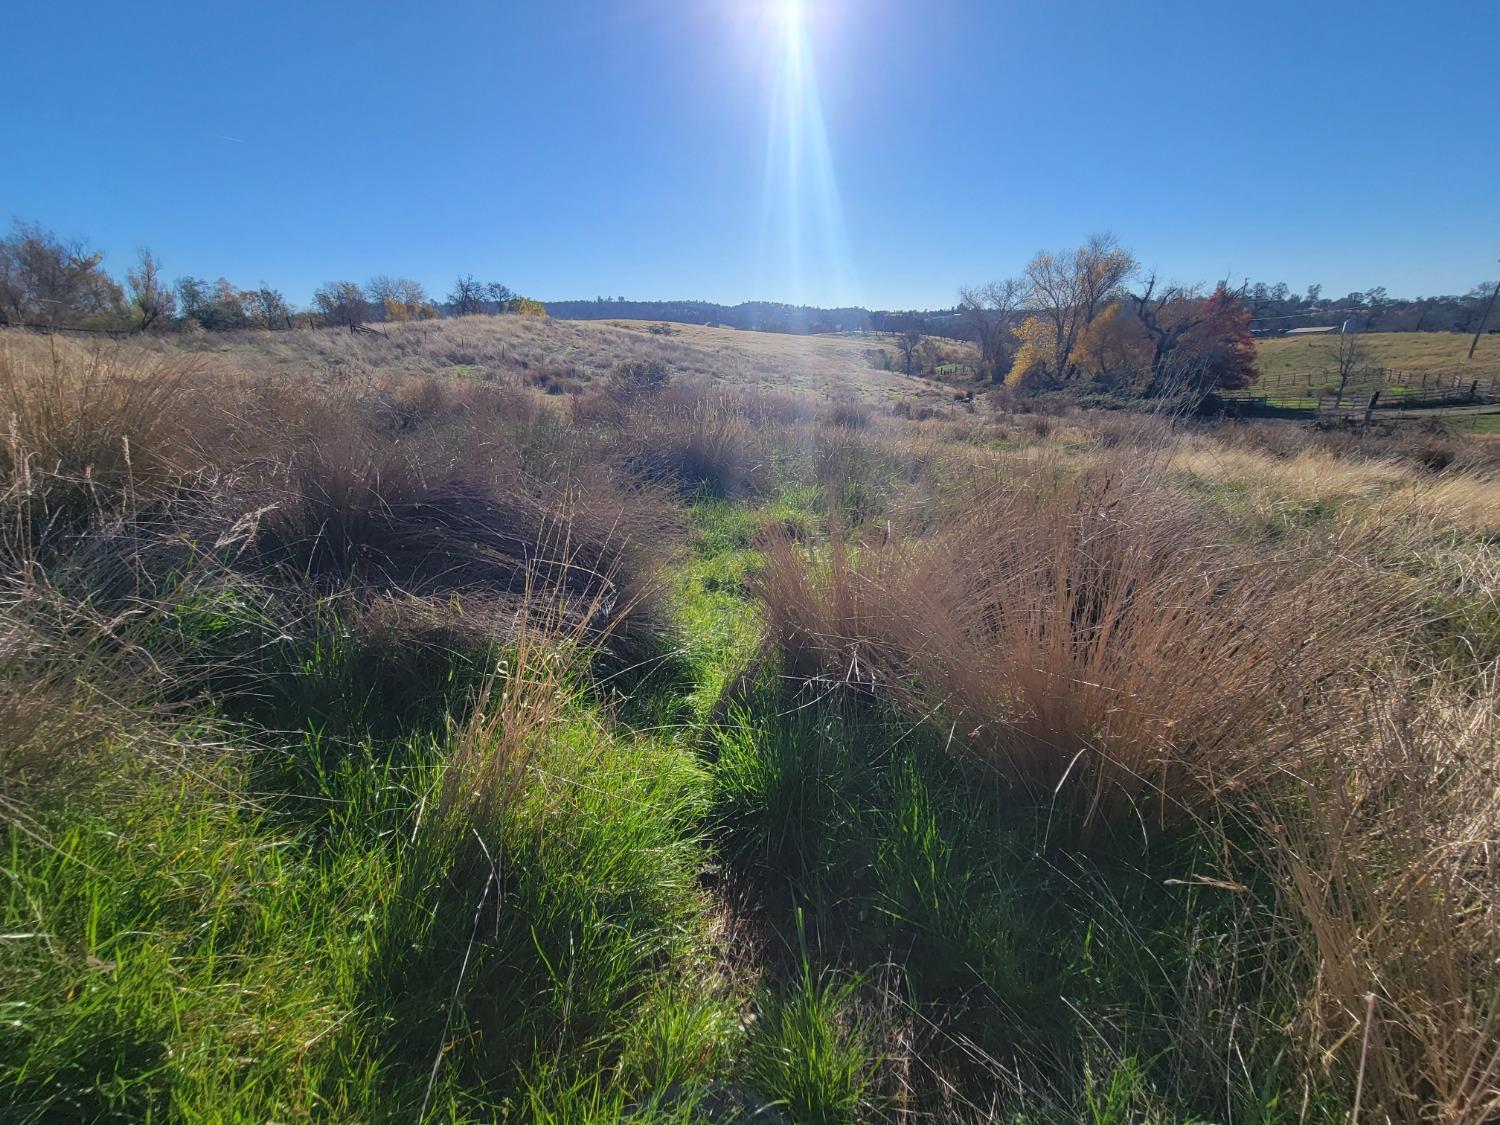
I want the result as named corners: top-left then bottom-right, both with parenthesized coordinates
top-left (110, 315), bottom-right (949, 408)
top-left (1165, 433), bottom-right (1500, 541)
top-left (6, 322), bottom-right (1500, 1119)
top-left (0, 336), bottom-right (688, 692)
top-left (1398, 473), bottom-right (1500, 538)
top-left (1256, 331), bottom-right (1500, 382)
top-left (1272, 671), bottom-right (1500, 1122)
top-left (585, 383), bottom-right (773, 500)
top-left (0, 561), bottom-right (235, 819)
top-left (1170, 441), bottom-right (1409, 505)
top-left (432, 580), bottom-right (604, 849)
top-left (0, 340), bottom-right (197, 487)
top-left (0, 342), bottom-right (205, 565)
top-left (758, 458), bottom-right (1399, 827)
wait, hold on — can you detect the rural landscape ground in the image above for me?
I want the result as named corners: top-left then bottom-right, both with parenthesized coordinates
top-left (2, 315), bottom-right (1499, 1124)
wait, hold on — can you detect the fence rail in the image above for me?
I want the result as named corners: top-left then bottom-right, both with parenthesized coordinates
top-left (1219, 367), bottom-right (1498, 414)
top-left (3, 321), bottom-right (137, 340)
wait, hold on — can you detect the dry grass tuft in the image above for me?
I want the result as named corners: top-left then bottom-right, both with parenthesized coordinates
top-left (0, 572), bottom-right (200, 805)
top-left (0, 343), bottom-right (204, 563)
top-left (432, 587), bottom-right (597, 842)
top-left (759, 458), bottom-right (1399, 827)
top-left (580, 379), bottom-right (772, 499)
top-left (1399, 472), bottom-right (1500, 537)
top-left (1272, 670), bottom-right (1500, 1122)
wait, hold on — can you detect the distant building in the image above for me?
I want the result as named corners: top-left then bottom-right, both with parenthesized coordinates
top-left (1285, 325), bottom-right (1338, 336)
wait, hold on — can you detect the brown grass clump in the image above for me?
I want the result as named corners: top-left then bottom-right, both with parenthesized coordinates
top-left (819, 393), bottom-right (872, 430)
top-left (242, 433), bottom-right (679, 662)
top-left (0, 341), bottom-right (197, 489)
top-left (253, 444), bottom-right (541, 595)
top-left (0, 571), bottom-right (202, 808)
top-left (0, 342), bottom-right (203, 559)
top-left (580, 380), bottom-right (771, 499)
top-left (370, 375), bottom-right (547, 436)
top-left (758, 458), bottom-right (1397, 827)
top-left (0, 340), bottom-right (685, 702)
top-left (432, 586), bottom-right (600, 843)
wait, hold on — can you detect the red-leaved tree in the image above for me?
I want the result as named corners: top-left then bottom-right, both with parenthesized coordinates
top-left (1135, 279), bottom-right (1259, 395)
top-left (1177, 284), bottom-right (1259, 391)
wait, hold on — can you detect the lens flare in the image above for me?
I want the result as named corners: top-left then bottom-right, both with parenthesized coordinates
top-left (754, 0), bottom-right (859, 310)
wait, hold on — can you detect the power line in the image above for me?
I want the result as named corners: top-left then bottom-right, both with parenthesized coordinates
top-left (1247, 306), bottom-right (1370, 323)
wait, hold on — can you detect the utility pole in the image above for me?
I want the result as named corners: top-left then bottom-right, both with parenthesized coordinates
top-left (1468, 253), bottom-right (1500, 360)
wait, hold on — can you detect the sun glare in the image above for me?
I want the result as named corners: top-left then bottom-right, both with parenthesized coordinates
top-left (753, 0), bottom-right (859, 309)
top-left (775, 0), bottom-right (804, 42)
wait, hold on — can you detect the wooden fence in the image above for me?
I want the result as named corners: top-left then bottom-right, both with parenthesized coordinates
top-left (1219, 367), bottom-right (1499, 414)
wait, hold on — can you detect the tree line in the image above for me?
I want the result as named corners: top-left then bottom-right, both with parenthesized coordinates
top-left (922, 233), bottom-right (1498, 395)
top-left (2, 216), bottom-right (1492, 372)
top-left (1239, 280), bottom-right (1498, 334)
top-left (0, 220), bottom-right (544, 334)
top-left (935, 234), bottom-right (1258, 394)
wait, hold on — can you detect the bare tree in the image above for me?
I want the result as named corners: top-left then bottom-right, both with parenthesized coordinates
top-left (365, 275), bottom-right (401, 320)
top-left (448, 275), bottom-right (485, 316)
top-left (126, 249), bottom-right (174, 332)
top-left (396, 278), bottom-right (428, 309)
top-left (485, 282), bottom-right (515, 312)
top-left (367, 276), bottom-right (432, 321)
top-left (314, 280), bottom-right (370, 333)
top-left (396, 278), bottom-right (431, 320)
top-left (1132, 274), bottom-right (1207, 395)
top-left (1326, 327), bottom-right (1367, 409)
top-left (1022, 232), bottom-right (1135, 381)
top-left (895, 323), bottom-right (924, 375)
top-left (0, 220), bottom-right (123, 328)
top-left (957, 277), bottom-right (1027, 381)
top-left (1468, 280), bottom-right (1500, 359)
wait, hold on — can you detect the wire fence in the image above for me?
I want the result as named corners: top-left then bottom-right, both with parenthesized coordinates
top-left (1219, 368), bottom-right (1500, 414)
top-left (4, 321), bottom-right (136, 339)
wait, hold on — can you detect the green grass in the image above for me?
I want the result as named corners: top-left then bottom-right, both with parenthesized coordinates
top-left (1441, 410), bottom-right (1500, 434)
top-left (0, 482), bottom-right (1354, 1122)
top-left (0, 743), bottom-right (395, 1120)
top-left (704, 677), bottom-right (1317, 1122)
top-left (0, 686), bottom-right (734, 1121)
top-left (745, 944), bottom-right (878, 1125)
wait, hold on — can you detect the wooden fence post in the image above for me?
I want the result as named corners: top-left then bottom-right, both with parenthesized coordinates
top-left (1364, 390), bottom-right (1380, 425)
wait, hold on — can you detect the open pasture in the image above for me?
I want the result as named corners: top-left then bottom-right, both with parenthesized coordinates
top-left (2, 323), bottom-right (1499, 1123)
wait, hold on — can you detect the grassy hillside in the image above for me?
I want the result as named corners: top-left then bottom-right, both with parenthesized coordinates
top-left (1256, 330), bottom-right (1500, 381)
top-left (134, 315), bottom-right (939, 407)
top-left (2, 325), bottom-right (1498, 1122)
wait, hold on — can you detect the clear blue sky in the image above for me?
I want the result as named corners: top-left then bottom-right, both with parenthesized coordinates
top-left (5, 0), bottom-right (1496, 309)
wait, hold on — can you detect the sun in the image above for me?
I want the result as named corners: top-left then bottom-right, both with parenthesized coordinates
top-left (775, 0), bottom-right (805, 40)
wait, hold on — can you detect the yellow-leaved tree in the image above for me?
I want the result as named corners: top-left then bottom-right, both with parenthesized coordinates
top-left (1072, 302), bottom-right (1151, 388)
top-left (1004, 315), bottom-right (1058, 388)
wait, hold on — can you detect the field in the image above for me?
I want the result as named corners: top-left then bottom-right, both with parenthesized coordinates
top-left (137, 315), bottom-right (937, 406)
top-left (3, 319), bottom-right (1499, 1124)
top-left (1254, 329), bottom-right (1500, 382)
